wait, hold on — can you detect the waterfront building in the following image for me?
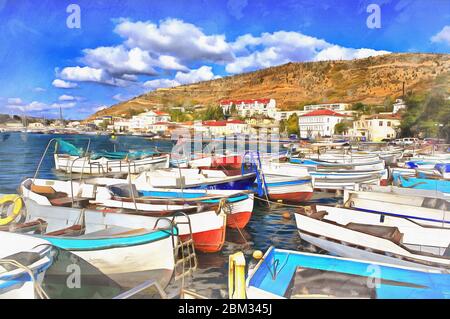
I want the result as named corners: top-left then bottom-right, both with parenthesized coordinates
top-left (351, 113), bottom-right (401, 142)
top-left (298, 109), bottom-right (350, 139)
top-left (130, 110), bottom-right (171, 131)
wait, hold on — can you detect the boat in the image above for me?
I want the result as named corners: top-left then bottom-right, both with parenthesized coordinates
top-left (258, 174), bottom-right (313, 203)
top-left (132, 168), bottom-right (256, 191)
top-left (391, 171), bottom-right (450, 195)
top-left (294, 205), bottom-right (450, 270)
top-left (0, 232), bottom-right (53, 299)
top-left (53, 139), bottom-right (170, 175)
top-left (19, 179), bottom-right (228, 253)
top-left (245, 247), bottom-right (450, 299)
top-left (343, 190), bottom-right (450, 227)
top-left (289, 158), bottom-right (386, 171)
top-left (357, 184), bottom-right (449, 200)
top-left (1, 197), bottom-right (178, 288)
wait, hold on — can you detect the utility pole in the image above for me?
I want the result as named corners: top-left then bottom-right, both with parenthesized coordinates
top-left (402, 81), bottom-right (405, 100)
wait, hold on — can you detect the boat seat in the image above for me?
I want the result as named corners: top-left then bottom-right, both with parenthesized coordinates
top-left (345, 223), bottom-right (403, 245)
top-left (31, 184), bottom-right (68, 200)
top-left (49, 197), bottom-right (91, 208)
top-left (45, 224), bottom-right (85, 237)
top-left (297, 206), bottom-right (328, 220)
top-left (7, 219), bottom-right (48, 234)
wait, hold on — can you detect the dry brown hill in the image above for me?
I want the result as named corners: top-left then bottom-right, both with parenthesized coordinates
top-left (89, 53), bottom-right (450, 119)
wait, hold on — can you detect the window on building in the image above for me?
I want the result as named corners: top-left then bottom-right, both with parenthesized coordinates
top-left (379, 121), bottom-right (383, 126)
top-left (387, 121), bottom-right (391, 127)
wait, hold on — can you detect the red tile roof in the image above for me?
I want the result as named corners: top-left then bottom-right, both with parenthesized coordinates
top-left (153, 122), bottom-right (170, 125)
top-left (202, 120), bottom-right (227, 126)
top-left (301, 109), bottom-right (346, 117)
top-left (220, 98), bottom-right (271, 105)
top-left (154, 111), bottom-right (169, 115)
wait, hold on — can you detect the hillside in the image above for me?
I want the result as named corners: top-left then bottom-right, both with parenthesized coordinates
top-left (89, 53), bottom-right (450, 119)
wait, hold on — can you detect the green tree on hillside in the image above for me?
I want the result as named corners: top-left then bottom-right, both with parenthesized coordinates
top-left (286, 114), bottom-right (300, 135)
top-left (202, 105), bottom-right (225, 121)
top-left (399, 92), bottom-right (450, 141)
top-left (334, 120), bottom-right (353, 135)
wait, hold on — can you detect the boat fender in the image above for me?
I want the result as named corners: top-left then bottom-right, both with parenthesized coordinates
top-left (252, 250), bottom-right (263, 260)
top-left (0, 194), bottom-right (23, 226)
top-left (282, 212), bottom-right (291, 219)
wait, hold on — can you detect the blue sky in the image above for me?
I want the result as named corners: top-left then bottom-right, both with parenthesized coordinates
top-left (0, 0), bottom-right (449, 120)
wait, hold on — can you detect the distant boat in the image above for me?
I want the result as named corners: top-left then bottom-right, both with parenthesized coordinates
top-left (245, 247), bottom-right (450, 299)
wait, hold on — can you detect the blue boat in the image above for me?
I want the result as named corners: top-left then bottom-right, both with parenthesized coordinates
top-left (393, 172), bottom-right (450, 194)
top-left (246, 247), bottom-right (450, 299)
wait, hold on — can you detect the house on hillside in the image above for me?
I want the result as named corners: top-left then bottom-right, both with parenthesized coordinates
top-left (298, 109), bottom-right (351, 139)
top-left (220, 98), bottom-right (277, 118)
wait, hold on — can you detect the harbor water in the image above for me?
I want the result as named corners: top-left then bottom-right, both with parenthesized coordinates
top-left (0, 132), bottom-right (337, 298)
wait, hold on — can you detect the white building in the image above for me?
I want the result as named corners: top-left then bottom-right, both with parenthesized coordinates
top-left (130, 111), bottom-right (171, 131)
top-left (113, 119), bottom-right (131, 132)
top-left (351, 113), bottom-right (401, 142)
top-left (271, 110), bottom-right (304, 122)
top-left (303, 103), bottom-right (350, 112)
top-left (220, 99), bottom-right (276, 118)
top-left (298, 109), bottom-right (349, 139)
top-left (392, 99), bottom-right (406, 113)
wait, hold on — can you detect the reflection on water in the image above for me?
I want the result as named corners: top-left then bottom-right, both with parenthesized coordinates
top-left (0, 133), bottom-right (338, 299)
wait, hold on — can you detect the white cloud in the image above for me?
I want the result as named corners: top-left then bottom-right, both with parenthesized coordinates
top-left (431, 25), bottom-right (450, 45)
top-left (33, 87), bottom-right (46, 92)
top-left (143, 66), bottom-right (219, 90)
top-left (58, 94), bottom-right (75, 101)
top-left (174, 66), bottom-right (219, 84)
top-left (94, 105), bottom-right (108, 112)
top-left (314, 46), bottom-right (390, 61)
top-left (143, 78), bottom-right (180, 90)
top-left (7, 98), bottom-right (76, 112)
top-left (82, 45), bottom-right (158, 76)
top-left (114, 18), bottom-right (234, 63)
top-left (7, 98), bottom-right (23, 105)
top-left (51, 102), bottom-right (76, 109)
top-left (52, 79), bottom-right (78, 89)
top-left (59, 66), bottom-right (131, 87)
top-left (226, 30), bottom-right (390, 73)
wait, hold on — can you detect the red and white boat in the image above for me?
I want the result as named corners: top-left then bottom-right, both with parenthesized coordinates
top-left (19, 178), bottom-right (230, 253)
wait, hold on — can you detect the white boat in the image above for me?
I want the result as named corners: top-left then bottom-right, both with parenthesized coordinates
top-left (343, 190), bottom-right (450, 228)
top-left (357, 184), bottom-right (450, 200)
top-left (19, 178), bottom-right (229, 253)
top-left (0, 232), bottom-right (53, 299)
top-left (344, 188), bottom-right (449, 209)
top-left (132, 168), bottom-right (256, 190)
top-left (294, 205), bottom-right (450, 270)
top-left (4, 198), bottom-right (178, 289)
top-left (261, 161), bottom-right (387, 190)
top-left (54, 153), bottom-right (170, 175)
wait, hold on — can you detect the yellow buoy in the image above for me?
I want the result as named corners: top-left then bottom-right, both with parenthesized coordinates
top-left (252, 250), bottom-right (263, 260)
top-left (0, 195), bottom-right (23, 226)
top-left (282, 212), bottom-right (291, 219)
